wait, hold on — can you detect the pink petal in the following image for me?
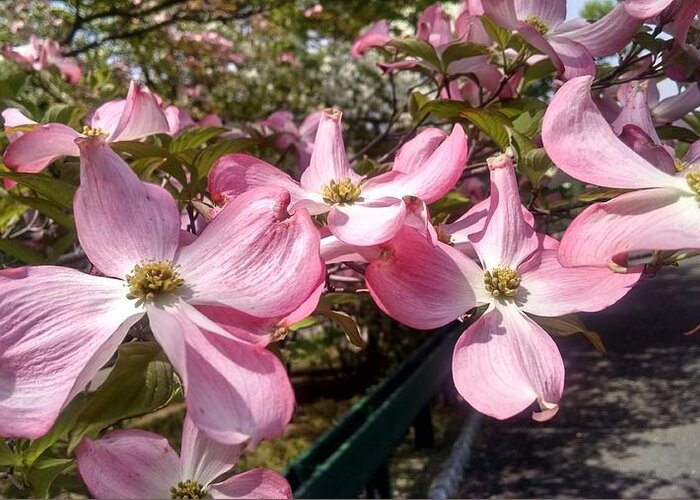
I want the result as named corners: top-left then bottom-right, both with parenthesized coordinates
top-left (612, 81), bottom-right (661, 143)
top-left (148, 306), bottom-right (295, 445)
top-left (452, 304), bottom-right (564, 421)
top-left (514, 0), bottom-right (566, 27)
top-left (683, 139), bottom-right (700, 165)
top-left (210, 469), bottom-right (292, 499)
top-left (618, 125), bottom-right (675, 174)
top-left (87, 99), bottom-right (127, 137)
top-left (107, 82), bottom-right (169, 143)
top-left (74, 138), bottom-right (181, 279)
top-left (320, 234), bottom-right (374, 264)
top-left (392, 128), bottom-right (447, 174)
top-left (622, 0), bottom-right (676, 19)
top-left (299, 109), bottom-right (360, 193)
top-left (365, 227), bottom-right (484, 330)
top-left (377, 60), bottom-right (424, 74)
top-left (164, 105), bottom-right (196, 135)
top-left (54, 58), bottom-right (82, 85)
top-left (0, 266), bottom-right (139, 439)
top-left (653, 84), bottom-right (700, 123)
top-left (3, 123), bottom-right (81, 173)
top-left (327, 197), bottom-right (407, 246)
top-left (176, 186), bottom-right (324, 318)
top-left (482, 0), bottom-right (518, 30)
top-left (560, 4), bottom-right (640, 57)
top-left (197, 306), bottom-right (279, 347)
top-left (417, 4), bottom-right (452, 49)
top-left (469, 155), bottom-right (539, 270)
top-left (180, 415), bottom-right (242, 486)
top-left (558, 188), bottom-right (700, 267)
top-left (547, 36), bottom-right (596, 79)
top-left (298, 110), bottom-right (322, 141)
top-left (2, 107), bottom-right (36, 130)
top-left (542, 76), bottom-right (685, 190)
top-left (208, 153), bottom-right (314, 207)
top-left (351, 20), bottom-right (392, 58)
top-left (519, 247), bottom-right (640, 316)
top-left (363, 125), bottom-right (467, 203)
top-left (76, 430), bottom-right (180, 499)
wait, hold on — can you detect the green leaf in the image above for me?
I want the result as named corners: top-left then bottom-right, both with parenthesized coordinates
top-left (289, 317), bottom-right (317, 331)
top-left (658, 124), bottom-right (699, 143)
top-left (460, 108), bottom-right (512, 150)
top-left (354, 157), bottom-right (388, 176)
top-left (66, 342), bottom-right (176, 451)
top-left (317, 306), bottom-right (366, 349)
top-left (522, 58), bottom-right (556, 86)
top-left (440, 41), bottom-right (489, 69)
top-left (519, 148), bottom-right (552, 188)
top-left (0, 171), bottom-right (76, 209)
top-left (576, 188), bottom-right (626, 202)
top-left (0, 239), bottom-right (47, 264)
top-left (408, 90), bottom-right (429, 121)
top-left (0, 439), bottom-right (19, 467)
top-left (531, 313), bottom-right (606, 353)
top-left (633, 32), bottom-right (671, 54)
top-left (481, 16), bottom-right (512, 49)
top-left (318, 292), bottom-right (363, 308)
top-left (429, 190), bottom-right (471, 215)
top-left (389, 39), bottom-right (441, 71)
top-left (42, 104), bottom-right (84, 127)
top-left (0, 72), bottom-right (28, 100)
top-left (416, 99), bottom-right (468, 121)
top-left (11, 195), bottom-right (74, 229)
top-left (0, 193), bottom-right (29, 231)
top-left (170, 126), bottom-right (228, 154)
top-left (27, 457), bottom-right (74, 499)
top-left (192, 138), bottom-right (260, 179)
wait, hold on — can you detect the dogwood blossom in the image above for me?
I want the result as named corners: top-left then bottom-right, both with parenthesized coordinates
top-left (0, 137), bottom-right (324, 443)
top-left (1, 36), bottom-right (81, 84)
top-left (3, 81), bottom-right (169, 175)
top-left (209, 108), bottom-right (467, 246)
top-left (542, 76), bottom-right (700, 268)
top-left (76, 415), bottom-right (291, 499)
top-left (325, 154), bottom-right (639, 420)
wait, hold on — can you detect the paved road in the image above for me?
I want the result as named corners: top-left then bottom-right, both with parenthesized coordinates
top-left (457, 261), bottom-right (700, 498)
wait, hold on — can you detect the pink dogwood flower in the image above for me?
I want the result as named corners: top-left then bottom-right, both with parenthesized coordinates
top-left (209, 109), bottom-right (467, 246)
top-left (325, 154), bottom-right (639, 420)
top-left (2, 36), bottom-right (81, 84)
top-left (542, 75), bottom-right (700, 269)
top-left (3, 81), bottom-right (169, 176)
top-left (483, 0), bottom-right (672, 79)
top-left (76, 415), bottom-right (291, 499)
top-left (259, 109), bottom-right (322, 171)
top-left (0, 137), bottom-right (324, 443)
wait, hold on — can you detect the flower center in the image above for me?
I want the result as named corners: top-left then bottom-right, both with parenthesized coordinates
top-left (525, 15), bottom-right (549, 35)
top-left (126, 261), bottom-right (185, 302)
top-left (82, 125), bottom-right (109, 138)
top-left (686, 170), bottom-right (700, 196)
top-left (484, 266), bottom-right (521, 298)
top-left (321, 178), bottom-right (361, 205)
top-left (170, 479), bottom-right (208, 499)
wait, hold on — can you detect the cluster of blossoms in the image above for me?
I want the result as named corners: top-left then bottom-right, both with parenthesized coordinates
top-left (2, 0), bottom-right (700, 497)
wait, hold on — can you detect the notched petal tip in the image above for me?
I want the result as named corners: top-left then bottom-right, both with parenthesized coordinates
top-left (486, 153), bottom-right (514, 171)
top-left (322, 108), bottom-right (343, 121)
top-left (74, 134), bottom-right (107, 148)
top-left (532, 399), bottom-right (560, 422)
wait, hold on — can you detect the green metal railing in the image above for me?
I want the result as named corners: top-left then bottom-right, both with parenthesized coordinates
top-left (283, 321), bottom-right (464, 498)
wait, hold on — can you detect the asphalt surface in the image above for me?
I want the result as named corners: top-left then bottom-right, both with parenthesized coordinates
top-left (457, 261), bottom-right (700, 498)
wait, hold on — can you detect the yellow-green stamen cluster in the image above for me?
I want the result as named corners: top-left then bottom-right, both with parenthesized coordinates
top-left (675, 158), bottom-right (689, 172)
top-left (126, 261), bottom-right (185, 302)
top-left (686, 170), bottom-right (700, 195)
top-left (81, 125), bottom-right (109, 138)
top-left (170, 480), bottom-right (208, 499)
top-left (321, 178), bottom-right (361, 205)
top-left (525, 15), bottom-right (549, 35)
top-left (484, 266), bottom-right (521, 298)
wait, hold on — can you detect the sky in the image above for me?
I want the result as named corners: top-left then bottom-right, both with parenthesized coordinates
top-left (567, 0), bottom-right (589, 19)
